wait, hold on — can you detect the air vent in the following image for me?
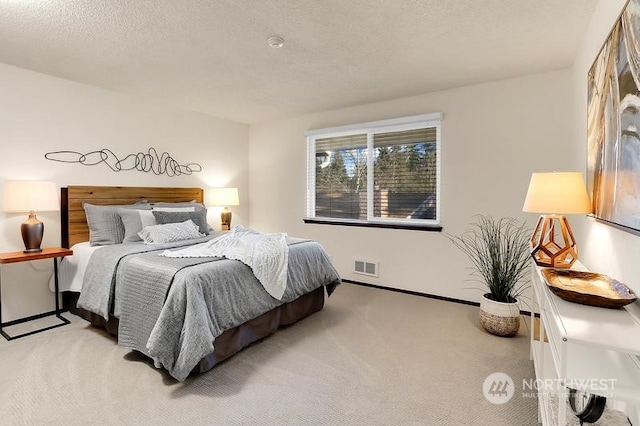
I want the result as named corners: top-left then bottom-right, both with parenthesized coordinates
top-left (354, 259), bottom-right (379, 277)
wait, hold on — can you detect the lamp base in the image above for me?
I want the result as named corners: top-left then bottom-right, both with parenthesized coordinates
top-left (21, 211), bottom-right (44, 253)
top-left (221, 209), bottom-right (232, 231)
top-left (530, 214), bottom-right (578, 269)
top-left (23, 248), bottom-right (43, 254)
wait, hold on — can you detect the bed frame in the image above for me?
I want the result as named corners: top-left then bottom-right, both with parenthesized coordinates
top-left (61, 185), bottom-right (325, 375)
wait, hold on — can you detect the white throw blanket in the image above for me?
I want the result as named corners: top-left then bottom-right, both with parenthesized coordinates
top-left (160, 226), bottom-right (289, 300)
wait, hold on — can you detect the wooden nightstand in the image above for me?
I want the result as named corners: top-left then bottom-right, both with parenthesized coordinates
top-left (0, 247), bottom-right (73, 341)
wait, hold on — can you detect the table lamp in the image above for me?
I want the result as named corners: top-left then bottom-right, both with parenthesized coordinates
top-left (3, 180), bottom-right (60, 253)
top-left (522, 172), bottom-right (592, 268)
top-left (209, 187), bottom-right (239, 231)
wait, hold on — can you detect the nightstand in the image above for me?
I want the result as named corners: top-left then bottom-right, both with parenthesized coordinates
top-left (0, 247), bottom-right (73, 341)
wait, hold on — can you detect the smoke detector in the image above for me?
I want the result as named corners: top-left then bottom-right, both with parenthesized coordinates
top-left (267, 36), bottom-right (285, 48)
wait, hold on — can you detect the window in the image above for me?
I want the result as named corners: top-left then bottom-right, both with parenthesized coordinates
top-left (305, 113), bottom-right (441, 229)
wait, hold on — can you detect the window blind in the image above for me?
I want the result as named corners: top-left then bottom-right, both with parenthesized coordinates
top-left (306, 113), bottom-right (441, 226)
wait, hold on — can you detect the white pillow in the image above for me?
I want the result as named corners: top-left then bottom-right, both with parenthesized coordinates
top-left (138, 220), bottom-right (204, 244)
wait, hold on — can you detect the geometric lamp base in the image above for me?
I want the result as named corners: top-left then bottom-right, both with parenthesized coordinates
top-left (530, 214), bottom-right (578, 269)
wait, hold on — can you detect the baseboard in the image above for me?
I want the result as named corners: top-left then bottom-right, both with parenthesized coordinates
top-left (342, 279), bottom-right (539, 317)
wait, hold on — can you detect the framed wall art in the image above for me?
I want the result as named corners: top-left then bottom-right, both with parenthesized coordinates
top-left (587, 0), bottom-right (640, 234)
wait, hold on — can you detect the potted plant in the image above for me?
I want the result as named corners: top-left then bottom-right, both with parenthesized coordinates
top-left (447, 215), bottom-right (531, 337)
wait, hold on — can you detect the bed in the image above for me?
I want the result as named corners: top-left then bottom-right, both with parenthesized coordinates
top-left (59, 185), bottom-right (341, 381)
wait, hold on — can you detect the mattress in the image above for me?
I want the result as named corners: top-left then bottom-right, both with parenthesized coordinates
top-left (49, 242), bottom-right (101, 293)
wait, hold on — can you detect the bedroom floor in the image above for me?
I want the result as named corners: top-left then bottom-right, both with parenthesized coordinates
top-left (0, 283), bottom-right (539, 425)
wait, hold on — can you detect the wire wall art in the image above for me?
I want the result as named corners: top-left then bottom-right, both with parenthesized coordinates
top-left (44, 148), bottom-right (202, 177)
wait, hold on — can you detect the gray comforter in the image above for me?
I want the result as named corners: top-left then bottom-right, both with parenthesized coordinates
top-left (78, 235), bottom-right (341, 381)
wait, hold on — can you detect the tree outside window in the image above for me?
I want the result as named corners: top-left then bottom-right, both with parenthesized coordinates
top-left (307, 113), bottom-right (441, 227)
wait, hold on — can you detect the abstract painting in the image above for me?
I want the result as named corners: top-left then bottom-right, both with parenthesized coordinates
top-left (587, 0), bottom-right (640, 233)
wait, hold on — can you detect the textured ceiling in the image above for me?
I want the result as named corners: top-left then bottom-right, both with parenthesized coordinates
top-left (0, 0), bottom-right (597, 124)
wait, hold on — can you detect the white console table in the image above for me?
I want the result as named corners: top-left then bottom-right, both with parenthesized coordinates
top-left (530, 262), bottom-right (640, 425)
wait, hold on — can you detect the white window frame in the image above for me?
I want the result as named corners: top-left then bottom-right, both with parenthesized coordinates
top-left (305, 112), bottom-right (442, 228)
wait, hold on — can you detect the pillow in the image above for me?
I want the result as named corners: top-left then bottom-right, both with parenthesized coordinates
top-left (119, 207), bottom-right (204, 242)
top-left (118, 208), bottom-right (157, 243)
top-left (149, 201), bottom-right (205, 211)
top-left (152, 210), bottom-right (210, 234)
top-left (84, 203), bottom-right (152, 246)
top-left (138, 220), bottom-right (204, 244)
top-left (152, 206), bottom-right (195, 212)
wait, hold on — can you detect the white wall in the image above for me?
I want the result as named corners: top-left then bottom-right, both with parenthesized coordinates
top-left (249, 69), bottom-right (574, 305)
top-left (571, 0), bottom-right (640, 298)
top-left (0, 63), bottom-right (249, 322)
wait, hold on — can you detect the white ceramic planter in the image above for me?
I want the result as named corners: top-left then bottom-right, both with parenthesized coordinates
top-left (479, 293), bottom-right (521, 337)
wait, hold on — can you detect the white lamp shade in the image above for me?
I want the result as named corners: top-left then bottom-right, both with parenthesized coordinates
top-left (3, 181), bottom-right (60, 213)
top-left (209, 187), bottom-right (239, 207)
top-left (522, 172), bottom-right (592, 214)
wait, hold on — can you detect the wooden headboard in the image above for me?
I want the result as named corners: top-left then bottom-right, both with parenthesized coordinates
top-left (61, 185), bottom-right (204, 248)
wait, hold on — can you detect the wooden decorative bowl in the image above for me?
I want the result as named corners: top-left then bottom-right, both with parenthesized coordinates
top-left (541, 269), bottom-right (636, 309)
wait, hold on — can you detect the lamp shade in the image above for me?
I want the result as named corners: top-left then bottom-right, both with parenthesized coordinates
top-left (3, 181), bottom-right (59, 213)
top-left (209, 187), bottom-right (239, 207)
top-left (522, 172), bottom-right (591, 214)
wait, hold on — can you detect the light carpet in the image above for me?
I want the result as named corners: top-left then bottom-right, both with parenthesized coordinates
top-left (0, 283), bottom-right (541, 425)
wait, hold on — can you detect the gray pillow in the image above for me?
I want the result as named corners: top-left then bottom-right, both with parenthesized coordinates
top-left (84, 202), bottom-right (152, 246)
top-left (152, 209), bottom-right (210, 234)
top-left (138, 220), bottom-right (204, 244)
top-left (118, 208), bottom-right (157, 243)
top-left (149, 201), bottom-right (205, 211)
